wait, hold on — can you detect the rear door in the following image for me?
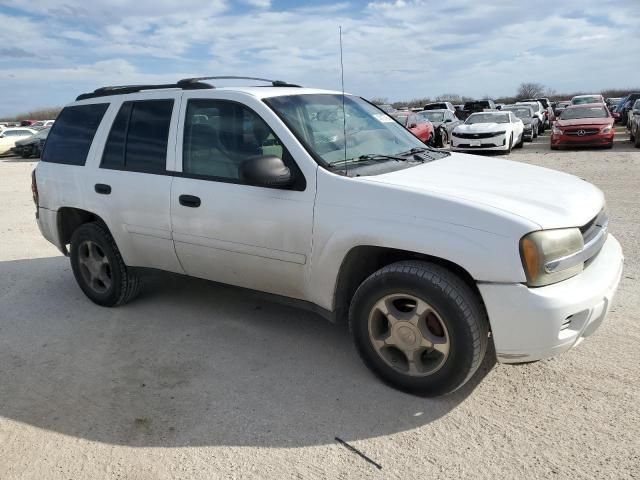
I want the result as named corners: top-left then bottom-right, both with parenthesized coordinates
top-left (83, 92), bottom-right (183, 273)
top-left (169, 91), bottom-right (316, 300)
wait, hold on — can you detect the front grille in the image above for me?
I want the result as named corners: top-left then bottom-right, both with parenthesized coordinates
top-left (456, 143), bottom-right (501, 148)
top-left (581, 209), bottom-right (608, 268)
top-left (565, 128), bottom-right (599, 136)
top-left (453, 131), bottom-right (503, 139)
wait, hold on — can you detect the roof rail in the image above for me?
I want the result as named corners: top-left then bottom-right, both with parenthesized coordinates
top-left (75, 81), bottom-right (212, 101)
top-left (75, 76), bottom-right (300, 101)
top-left (177, 76), bottom-right (301, 88)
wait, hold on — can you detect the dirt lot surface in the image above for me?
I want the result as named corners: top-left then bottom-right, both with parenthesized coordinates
top-left (1, 127), bottom-right (638, 479)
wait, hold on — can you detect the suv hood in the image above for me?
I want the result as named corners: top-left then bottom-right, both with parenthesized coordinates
top-left (365, 154), bottom-right (603, 230)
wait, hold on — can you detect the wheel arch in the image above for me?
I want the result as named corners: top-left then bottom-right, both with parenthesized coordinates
top-left (56, 207), bottom-right (109, 255)
top-left (332, 245), bottom-right (485, 325)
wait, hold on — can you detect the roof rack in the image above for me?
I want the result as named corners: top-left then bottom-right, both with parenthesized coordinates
top-left (75, 76), bottom-right (300, 101)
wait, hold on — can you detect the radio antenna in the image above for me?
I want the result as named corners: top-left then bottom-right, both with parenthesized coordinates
top-left (339, 26), bottom-right (348, 174)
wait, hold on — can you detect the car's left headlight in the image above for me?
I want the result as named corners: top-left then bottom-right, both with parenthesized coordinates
top-left (519, 228), bottom-right (584, 287)
top-left (601, 125), bottom-right (612, 133)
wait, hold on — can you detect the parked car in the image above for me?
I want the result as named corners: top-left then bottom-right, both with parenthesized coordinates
top-left (570, 94), bottom-right (605, 105)
top-left (516, 101), bottom-right (546, 132)
top-left (30, 119), bottom-right (55, 129)
top-left (458, 100), bottom-right (497, 121)
top-left (423, 102), bottom-right (456, 113)
top-left (618, 93), bottom-right (640, 127)
top-left (33, 78), bottom-right (623, 396)
top-left (390, 111), bottom-right (434, 144)
top-left (606, 97), bottom-right (622, 108)
top-left (417, 109), bottom-right (461, 147)
top-left (629, 99), bottom-right (640, 147)
top-left (501, 105), bottom-right (538, 141)
top-left (522, 98), bottom-right (555, 128)
top-left (553, 100), bottom-right (571, 117)
top-left (450, 111), bottom-right (524, 153)
top-left (14, 127), bottom-right (50, 158)
top-left (551, 104), bottom-right (614, 150)
top-left (0, 127), bottom-right (37, 154)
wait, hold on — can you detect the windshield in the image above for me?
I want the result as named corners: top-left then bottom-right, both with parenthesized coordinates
top-left (390, 113), bottom-right (410, 125)
top-left (560, 106), bottom-right (609, 120)
top-left (572, 96), bottom-right (600, 105)
top-left (420, 111), bottom-right (444, 122)
top-left (503, 107), bottom-right (531, 119)
top-left (264, 94), bottom-right (430, 166)
top-left (465, 113), bottom-right (509, 124)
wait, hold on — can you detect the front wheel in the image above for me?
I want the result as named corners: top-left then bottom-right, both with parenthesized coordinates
top-left (349, 261), bottom-right (489, 396)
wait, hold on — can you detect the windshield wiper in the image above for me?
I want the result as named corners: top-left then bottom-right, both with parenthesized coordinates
top-left (397, 146), bottom-right (451, 159)
top-left (329, 153), bottom-right (407, 167)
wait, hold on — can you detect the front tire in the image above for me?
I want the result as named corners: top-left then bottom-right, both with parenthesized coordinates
top-left (70, 222), bottom-right (140, 307)
top-left (349, 261), bottom-right (489, 396)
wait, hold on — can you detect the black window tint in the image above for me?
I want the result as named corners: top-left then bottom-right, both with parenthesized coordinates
top-left (125, 100), bottom-right (173, 173)
top-left (101, 102), bottom-right (131, 170)
top-left (41, 103), bottom-right (108, 165)
top-left (183, 99), bottom-right (286, 182)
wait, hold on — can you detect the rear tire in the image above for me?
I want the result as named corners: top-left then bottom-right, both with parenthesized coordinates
top-left (70, 222), bottom-right (140, 307)
top-left (349, 261), bottom-right (489, 396)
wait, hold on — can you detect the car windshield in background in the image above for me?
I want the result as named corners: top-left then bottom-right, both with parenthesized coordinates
top-left (573, 96), bottom-right (600, 105)
top-left (503, 108), bottom-right (531, 119)
top-left (465, 113), bottom-right (509, 124)
top-left (561, 107), bottom-right (609, 120)
top-left (390, 113), bottom-right (409, 125)
top-left (264, 94), bottom-right (429, 166)
top-left (420, 111), bottom-right (444, 122)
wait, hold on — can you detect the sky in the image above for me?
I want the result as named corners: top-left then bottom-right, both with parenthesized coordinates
top-left (0, 0), bottom-right (638, 115)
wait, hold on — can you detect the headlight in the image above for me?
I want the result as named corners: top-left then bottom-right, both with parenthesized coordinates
top-left (519, 228), bottom-right (584, 287)
top-left (601, 125), bottom-right (612, 133)
top-left (552, 125), bottom-right (563, 135)
top-left (491, 130), bottom-right (506, 135)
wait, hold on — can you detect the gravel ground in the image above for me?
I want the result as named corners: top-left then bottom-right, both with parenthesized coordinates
top-left (0, 127), bottom-right (638, 479)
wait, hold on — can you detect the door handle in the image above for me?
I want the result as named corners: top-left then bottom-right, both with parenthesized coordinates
top-left (95, 183), bottom-right (111, 195)
top-left (179, 194), bottom-right (201, 208)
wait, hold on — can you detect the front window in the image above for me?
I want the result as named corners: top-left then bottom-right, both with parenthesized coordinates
top-left (264, 94), bottom-right (430, 166)
top-left (560, 107), bottom-right (609, 120)
top-left (465, 113), bottom-right (509, 124)
top-left (420, 111), bottom-right (444, 122)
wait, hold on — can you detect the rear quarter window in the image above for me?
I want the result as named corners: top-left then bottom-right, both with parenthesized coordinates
top-left (41, 103), bottom-right (109, 166)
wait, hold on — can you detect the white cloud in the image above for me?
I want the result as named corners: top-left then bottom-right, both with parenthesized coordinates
top-left (0, 0), bottom-right (638, 115)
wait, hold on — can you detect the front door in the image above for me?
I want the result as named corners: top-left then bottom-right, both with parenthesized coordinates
top-left (170, 93), bottom-right (316, 300)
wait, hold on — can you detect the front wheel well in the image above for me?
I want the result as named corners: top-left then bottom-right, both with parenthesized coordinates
top-left (333, 246), bottom-right (484, 325)
top-left (57, 207), bottom-right (106, 254)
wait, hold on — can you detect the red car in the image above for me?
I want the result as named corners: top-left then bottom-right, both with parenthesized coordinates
top-left (551, 103), bottom-right (615, 150)
top-left (390, 111), bottom-right (434, 144)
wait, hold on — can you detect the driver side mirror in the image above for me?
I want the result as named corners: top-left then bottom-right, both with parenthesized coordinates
top-left (239, 155), bottom-right (293, 189)
top-left (408, 123), bottom-right (417, 129)
top-left (444, 118), bottom-right (452, 123)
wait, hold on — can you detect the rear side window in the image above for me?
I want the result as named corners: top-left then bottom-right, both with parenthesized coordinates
top-left (100, 99), bottom-right (174, 174)
top-left (41, 103), bottom-right (108, 165)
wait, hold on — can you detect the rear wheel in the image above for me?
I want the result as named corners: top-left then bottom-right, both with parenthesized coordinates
top-left (70, 222), bottom-right (140, 307)
top-left (349, 261), bottom-right (489, 396)
top-left (635, 130), bottom-right (640, 148)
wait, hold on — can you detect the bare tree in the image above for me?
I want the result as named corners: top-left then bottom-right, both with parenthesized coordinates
top-left (516, 82), bottom-right (546, 100)
top-left (435, 93), bottom-right (462, 102)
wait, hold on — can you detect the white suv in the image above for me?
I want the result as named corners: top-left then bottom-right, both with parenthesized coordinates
top-left (33, 77), bottom-right (624, 396)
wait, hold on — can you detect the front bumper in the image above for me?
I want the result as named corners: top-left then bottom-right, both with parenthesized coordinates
top-left (451, 133), bottom-right (508, 151)
top-left (551, 130), bottom-right (614, 147)
top-left (479, 234), bottom-right (623, 363)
